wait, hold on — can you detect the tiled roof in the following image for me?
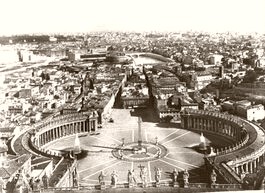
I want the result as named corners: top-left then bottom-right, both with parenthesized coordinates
top-left (0, 127), bottom-right (15, 133)
top-left (0, 154), bottom-right (31, 179)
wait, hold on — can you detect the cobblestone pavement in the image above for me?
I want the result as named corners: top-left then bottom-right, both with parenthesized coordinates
top-left (45, 108), bottom-right (214, 186)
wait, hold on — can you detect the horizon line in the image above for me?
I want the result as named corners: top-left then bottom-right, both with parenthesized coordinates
top-left (1, 29), bottom-right (265, 37)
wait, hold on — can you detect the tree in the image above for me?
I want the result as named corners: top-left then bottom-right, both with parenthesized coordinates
top-left (243, 70), bottom-right (258, 83)
top-left (162, 115), bottom-right (173, 123)
top-left (179, 74), bottom-right (192, 88)
top-left (195, 67), bottom-right (206, 71)
top-left (44, 73), bottom-right (50, 81)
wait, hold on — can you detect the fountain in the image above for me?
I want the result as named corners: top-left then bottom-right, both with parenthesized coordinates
top-left (73, 134), bottom-right (81, 154)
top-left (198, 133), bottom-right (207, 151)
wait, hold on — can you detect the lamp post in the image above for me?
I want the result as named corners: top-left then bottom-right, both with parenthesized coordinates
top-left (122, 138), bottom-right (125, 147)
top-left (155, 137), bottom-right (158, 145)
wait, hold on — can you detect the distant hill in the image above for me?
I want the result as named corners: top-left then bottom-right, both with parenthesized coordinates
top-left (0, 35), bottom-right (69, 44)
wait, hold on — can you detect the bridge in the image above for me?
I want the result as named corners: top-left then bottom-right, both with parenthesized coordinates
top-left (125, 52), bottom-right (175, 63)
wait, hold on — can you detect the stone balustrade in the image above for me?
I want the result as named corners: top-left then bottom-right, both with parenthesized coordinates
top-left (34, 112), bottom-right (92, 132)
top-left (39, 182), bottom-right (242, 192)
top-left (214, 132), bottom-right (249, 156)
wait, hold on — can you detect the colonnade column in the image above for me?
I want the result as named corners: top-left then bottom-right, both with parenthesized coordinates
top-left (245, 162), bottom-right (249, 173)
top-left (43, 132), bottom-right (46, 144)
top-left (70, 123), bottom-right (72, 134)
top-left (68, 123), bottom-right (71, 134)
top-left (54, 128), bottom-right (57, 139)
top-left (81, 121), bottom-right (85, 132)
top-left (187, 116), bottom-right (190, 129)
top-left (61, 126), bottom-right (63, 136)
top-left (260, 154), bottom-right (264, 166)
top-left (45, 131), bottom-right (47, 143)
top-left (39, 135), bottom-right (41, 146)
top-left (226, 125), bottom-right (232, 137)
top-left (76, 122), bottom-right (79, 133)
top-left (39, 135), bottom-right (42, 146)
top-left (55, 127), bottom-right (57, 138)
top-left (78, 122), bottom-right (81, 133)
top-left (59, 126), bottom-right (62, 137)
top-left (240, 165), bottom-right (243, 174)
top-left (94, 120), bottom-right (96, 131)
top-left (235, 166), bottom-right (239, 174)
top-left (48, 130), bottom-right (50, 142)
top-left (49, 130), bottom-right (51, 141)
top-left (43, 133), bottom-right (45, 145)
top-left (256, 158), bottom-right (260, 169)
top-left (73, 123), bottom-right (76, 133)
top-left (48, 131), bottom-right (50, 142)
top-left (67, 124), bottom-right (70, 135)
top-left (52, 129), bottom-right (55, 140)
top-left (86, 120), bottom-right (90, 132)
top-left (46, 131), bottom-right (48, 143)
top-left (212, 120), bottom-right (215, 132)
top-left (48, 130), bottom-right (51, 141)
top-left (249, 162), bottom-right (253, 173)
top-left (237, 127), bottom-right (241, 141)
top-left (215, 121), bottom-right (218, 133)
top-left (56, 127), bottom-right (59, 138)
top-left (253, 160), bottom-right (257, 173)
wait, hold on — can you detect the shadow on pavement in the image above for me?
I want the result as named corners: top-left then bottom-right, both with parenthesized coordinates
top-left (162, 166), bottom-right (208, 184)
top-left (155, 122), bottom-right (180, 128)
top-left (190, 130), bottom-right (233, 149)
top-left (130, 107), bottom-right (159, 123)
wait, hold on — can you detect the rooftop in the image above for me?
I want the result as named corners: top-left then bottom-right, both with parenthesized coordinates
top-left (0, 154), bottom-right (31, 179)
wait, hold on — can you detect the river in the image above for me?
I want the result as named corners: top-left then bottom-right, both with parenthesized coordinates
top-left (132, 55), bottom-right (166, 66)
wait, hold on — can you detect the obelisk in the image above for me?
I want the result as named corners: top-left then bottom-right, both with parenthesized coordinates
top-left (138, 117), bottom-right (143, 148)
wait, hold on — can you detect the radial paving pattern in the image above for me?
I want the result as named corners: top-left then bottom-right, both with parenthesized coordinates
top-left (45, 108), bottom-right (212, 186)
top-left (112, 141), bottom-right (168, 162)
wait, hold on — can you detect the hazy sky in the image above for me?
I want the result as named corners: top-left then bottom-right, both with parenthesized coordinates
top-left (0, 0), bottom-right (264, 35)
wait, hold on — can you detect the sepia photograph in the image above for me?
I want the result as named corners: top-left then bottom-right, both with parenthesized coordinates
top-left (0, 0), bottom-right (265, 192)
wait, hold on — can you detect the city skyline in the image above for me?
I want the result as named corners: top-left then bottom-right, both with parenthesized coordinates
top-left (0, 0), bottom-right (265, 35)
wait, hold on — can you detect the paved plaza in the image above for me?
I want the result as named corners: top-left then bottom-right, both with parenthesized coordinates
top-left (45, 108), bottom-right (219, 186)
